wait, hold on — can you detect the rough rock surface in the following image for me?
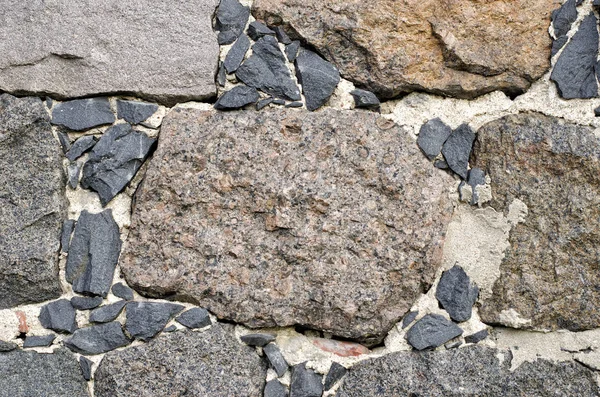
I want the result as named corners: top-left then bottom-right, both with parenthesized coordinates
top-left (0, 0), bottom-right (219, 105)
top-left (224, 34), bottom-right (251, 74)
top-left (23, 334), bottom-right (56, 348)
top-left (441, 124), bottom-right (476, 180)
top-left (417, 118), bottom-right (452, 160)
top-left (215, 0), bottom-right (251, 45)
top-left (265, 380), bottom-right (288, 397)
top-left (290, 363), bottom-right (323, 397)
top-left (264, 343), bottom-right (289, 377)
top-left (125, 302), bottom-right (184, 341)
top-left (175, 308), bottom-right (211, 329)
top-left (120, 108), bottom-right (454, 343)
top-left (39, 299), bottom-right (77, 334)
top-left (66, 135), bottom-right (97, 161)
top-left (89, 300), bottom-right (127, 323)
top-left (472, 113), bottom-right (600, 331)
top-left (214, 85), bottom-right (260, 110)
top-left (0, 348), bottom-right (90, 397)
top-left (324, 362), bottom-right (347, 390)
top-left (336, 346), bottom-right (598, 396)
top-left (71, 296), bottom-right (103, 310)
top-left (94, 326), bottom-right (266, 397)
top-left (64, 322), bottom-right (131, 355)
top-left (435, 265), bottom-right (478, 322)
top-left (295, 49), bottom-right (340, 111)
top-left (253, 0), bottom-right (554, 99)
top-left (0, 94), bottom-right (65, 309)
top-left (116, 100), bottom-right (159, 125)
top-left (406, 314), bottom-right (463, 350)
top-left (112, 282), bottom-right (134, 301)
top-left (52, 98), bottom-right (115, 131)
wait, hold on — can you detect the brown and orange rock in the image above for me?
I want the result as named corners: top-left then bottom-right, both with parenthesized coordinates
top-left (120, 108), bottom-right (455, 344)
top-left (253, 0), bottom-right (556, 99)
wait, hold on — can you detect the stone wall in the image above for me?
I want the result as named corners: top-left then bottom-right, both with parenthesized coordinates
top-left (1, 0), bottom-right (600, 396)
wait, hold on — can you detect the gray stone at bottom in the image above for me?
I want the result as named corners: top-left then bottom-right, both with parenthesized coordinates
top-left (63, 322), bottom-right (131, 355)
top-left (94, 325), bottom-right (266, 397)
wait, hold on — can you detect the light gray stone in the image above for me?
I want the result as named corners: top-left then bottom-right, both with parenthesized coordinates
top-left (0, 341), bottom-right (17, 352)
top-left (67, 162), bottom-right (82, 189)
top-left (125, 302), bottom-right (185, 341)
top-left (64, 322), bottom-right (131, 355)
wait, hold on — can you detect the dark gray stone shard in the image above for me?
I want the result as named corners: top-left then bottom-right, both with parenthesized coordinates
top-left (79, 356), bottom-right (93, 381)
top-left (241, 333), bottom-right (276, 347)
top-left (236, 36), bottom-right (301, 101)
top-left (163, 325), bottom-right (177, 332)
top-left (175, 308), bottom-right (211, 329)
top-left (441, 123), bottom-right (476, 179)
top-left (61, 220), bottom-right (76, 253)
top-left (265, 379), bottom-right (288, 397)
top-left (595, 105), bottom-right (600, 117)
top-left (116, 100), bottom-right (159, 125)
top-left (217, 62), bottom-right (227, 87)
top-left (435, 265), bottom-right (479, 322)
top-left (552, 0), bottom-right (579, 39)
top-left (465, 329), bottom-right (489, 344)
top-left (295, 48), bottom-right (340, 111)
top-left (68, 162), bottom-right (82, 189)
top-left (215, 0), bottom-right (250, 45)
top-left (272, 98), bottom-right (286, 105)
top-left (81, 123), bottom-right (156, 206)
top-left (58, 131), bottom-right (71, 153)
top-left (324, 362), bottom-right (347, 391)
top-left (66, 135), bottom-right (96, 161)
top-left (406, 314), bottom-right (463, 350)
top-left (285, 101), bottom-right (303, 108)
top-left (51, 98), bottom-right (115, 131)
top-left (256, 97), bottom-right (274, 110)
top-left (71, 296), bottom-right (103, 310)
top-left (0, 340), bottom-right (17, 352)
top-left (125, 302), bottom-right (185, 341)
top-left (264, 342), bottom-right (289, 377)
top-left (417, 118), bottom-right (453, 160)
top-left (66, 210), bottom-right (122, 297)
top-left (248, 21), bottom-right (276, 41)
top-left (111, 283), bottom-right (134, 301)
top-left (434, 159), bottom-right (448, 169)
top-left (23, 334), bottom-right (56, 348)
top-left (89, 300), bottom-right (126, 323)
top-left (285, 41), bottom-right (300, 62)
top-left (551, 13), bottom-right (599, 99)
top-left (224, 34), bottom-right (251, 74)
top-left (401, 311), bottom-right (418, 329)
top-left (290, 363), bottom-right (323, 397)
top-left (64, 322), bottom-right (131, 355)
top-left (273, 26), bottom-right (292, 44)
top-left (551, 35), bottom-right (568, 57)
top-left (350, 89), bottom-right (380, 109)
top-left (214, 85), bottom-right (260, 110)
top-left (39, 299), bottom-right (77, 334)
top-left (0, 348), bottom-right (90, 397)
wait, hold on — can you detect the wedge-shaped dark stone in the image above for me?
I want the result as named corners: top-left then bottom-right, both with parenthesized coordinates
top-left (273, 26), bottom-right (292, 45)
top-left (264, 343), bottom-right (289, 377)
top-left (401, 311), bottom-right (418, 329)
top-left (465, 329), bottom-right (488, 344)
top-left (406, 314), bottom-right (463, 350)
top-left (64, 322), bottom-right (131, 355)
top-left (290, 363), bottom-right (323, 397)
top-left (241, 333), bottom-right (276, 347)
top-left (116, 100), bottom-right (159, 125)
top-left (79, 356), bottom-right (93, 381)
top-left (111, 282), bottom-right (134, 301)
top-left (224, 34), bottom-right (251, 74)
top-left (256, 97), bottom-right (274, 110)
top-left (39, 299), bottom-right (77, 334)
top-left (265, 379), bottom-right (288, 397)
top-left (23, 334), bottom-right (56, 348)
top-left (175, 308), bottom-right (211, 329)
top-left (417, 118), bottom-right (452, 160)
top-left (71, 296), bottom-right (103, 310)
top-left (552, 0), bottom-right (579, 39)
top-left (66, 210), bottom-right (122, 297)
top-left (248, 21), bottom-right (276, 41)
top-left (441, 123), bottom-right (475, 179)
top-left (125, 302), bottom-right (185, 341)
top-left (215, 0), bottom-right (250, 45)
top-left (52, 98), bottom-right (115, 131)
top-left (435, 265), bottom-right (478, 322)
top-left (67, 162), bottom-right (82, 189)
top-left (295, 49), bottom-right (340, 111)
top-left (324, 362), bottom-right (347, 391)
top-left (285, 41), bottom-right (300, 62)
top-left (214, 85), bottom-right (260, 110)
top-left (89, 300), bottom-right (126, 323)
top-left (350, 89), bottom-right (380, 109)
top-left (66, 135), bottom-right (97, 161)
top-left (61, 220), bottom-right (76, 253)
top-left (81, 123), bottom-right (156, 206)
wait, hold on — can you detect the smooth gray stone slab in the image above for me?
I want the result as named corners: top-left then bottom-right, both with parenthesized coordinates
top-left (66, 135), bottom-right (97, 161)
top-left (52, 98), bottom-right (115, 131)
top-left (175, 308), bottom-right (211, 329)
top-left (435, 265), bottom-right (479, 322)
top-left (23, 334), bottom-right (56, 348)
top-left (264, 343), bottom-right (289, 377)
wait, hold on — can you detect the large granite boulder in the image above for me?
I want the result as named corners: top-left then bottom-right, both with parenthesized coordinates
top-left (0, 0), bottom-right (219, 105)
top-left (253, 0), bottom-right (554, 99)
top-left (94, 325), bottom-right (266, 397)
top-left (472, 113), bottom-right (600, 331)
top-left (0, 94), bottom-right (66, 309)
top-left (120, 108), bottom-right (454, 344)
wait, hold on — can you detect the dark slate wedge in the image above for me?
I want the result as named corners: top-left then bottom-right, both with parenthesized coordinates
top-left (401, 310), bottom-right (418, 329)
top-left (23, 334), bottom-right (56, 348)
top-left (240, 333), bottom-right (276, 347)
top-left (214, 85), bottom-right (260, 110)
top-left (236, 36), bottom-right (301, 101)
top-left (67, 162), bottom-right (82, 189)
top-left (0, 340), bottom-right (17, 352)
top-left (285, 41), bottom-right (300, 62)
top-left (551, 0), bottom-right (578, 39)
top-left (285, 101), bottom-right (303, 108)
top-left (125, 302), bottom-right (185, 341)
top-left (551, 35), bottom-right (569, 57)
top-left (350, 89), bottom-right (380, 109)
top-left (175, 308), bottom-right (211, 329)
top-left (39, 299), bottom-right (77, 334)
top-left (51, 98), bottom-right (115, 131)
top-left (60, 219), bottom-right (76, 254)
top-left (81, 123), bottom-right (156, 206)
top-left (64, 322), bottom-right (131, 355)
top-left (217, 62), bottom-right (227, 87)
top-left (79, 356), bottom-right (93, 381)
top-left (441, 123), bottom-right (476, 179)
top-left (406, 314), bottom-right (463, 350)
top-left (163, 325), bottom-right (177, 333)
top-left (71, 296), bottom-right (103, 310)
top-left (324, 362), bottom-right (347, 391)
top-left (89, 300), bottom-right (126, 323)
top-left (66, 210), bottom-right (122, 297)
top-left (417, 118), bottom-right (452, 160)
top-left (215, 0), bottom-right (250, 45)
top-left (256, 97), bottom-right (274, 110)
top-left (465, 329), bottom-right (489, 344)
top-left (434, 159), bottom-right (448, 169)
top-left (111, 282), bottom-right (134, 301)
top-left (435, 265), bottom-right (479, 322)
top-left (66, 135), bottom-right (96, 161)
top-left (551, 13), bottom-right (599, 99)
top-left (290, 363), bottom-right (323, 397)
top-left (247, 21), bottom-right (276, 41)
top-left (116, 100), bottom-right (159, 125)
top-left (595, 105), bottom-right (600, 117)
top-left (264, 342), bottom-right (289, 377)
top-left (224, 34), bottom-right (251, 74)
top-left (57, 131), bottom-right (71, 153)
top-left (265, 379), bottom-right (288, 397)
top-left (273, 26), bottom-right (292, 45)
top-left (295, 48), bottom-right (340, 111)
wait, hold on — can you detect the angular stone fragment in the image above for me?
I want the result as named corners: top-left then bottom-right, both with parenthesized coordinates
top-left (552, 0), bottom-right (579, 38)
top-left (274, 26), bottom-right (292, 44)
top-left (265, 379), bottom-right (288, 397)
top-left (89, 300), bottom-right (126, 323)
top-left (236, 36), bottom-right (301, 100)
top-left (67, 162), bottom-right (82, 189)
top-left (551, 35), bottom-right (568, 57)
top-left (39, 299), bottom-right (77, 334)
top-left (285, 41), bottom-right (300, 62)
top-left (285, 101), bottom-right (303, 108)
top-left (465, 329), bottom-right (488, 344)
top-left (61, 220), bottom-right (76, 253)
top-left (66, 135), bottom-right (97, 161)
top-left (273, 98), bottom-right (286, 105)
top-left (94, 326), bottom-right (266, 397)
top-left (295, 49), bottom-right (340, 111)
top-left (224, 34), bottom-right (251, 74)
top-left (290, 363), bottom-right (323, 397)
top-left (241, 333), bottom-right (276, 347)
top-left (215, 0), bottom-right (251, 45)
top-left (214, 85), bottom-right (260, 110)
top-left (175, 308), bottom-right (211, 329)
top-left (116, 100), bottom-right (159, 125)
top-left (472, 113), bottom-right (600, 331)
top-left (324, 362), bottom-right (346, 390)
top-left (401, 311), bottom-right (418, 329)
top-left (23, 334), bottom-right (56, 348)
top-left (0, 348), bottom-right (90, 397)
top-left (0, 94), bottom-right (65, 309)
top-left (64, 322), bottom-right (131, 355)
top-left (57, 131), bottom-right (71, 153)
top-left (350, 89), bottom-right (380, 109)
top-left (217, 62), bottom-right (227, 87)
top-left (264, 343), bottom-right (289, 377)
top-left (248, 21), bottom-right (276, 41)
top-left (459, 167), bottom-right (487, 205)
top-left (435, 265), bottom-right (478, 322)
top-left (51, 98), bottom-right (115, 131)
top-left (71, 296), bottom-right (103, 310)
top-left (125, 302), bottom-right (184, 341)
top-left (257, 97), bottom-right (274, 110)
top-left (406, 314), bottom-right (463, 350)
top-left (111, 282), bottom-right (134, 301)
top-left (120, 108), bottom-right (454, 344)
top-left (81, 123), bottom-right (156, 206)
top-left (441, 124), bottom-right (475, 179)
top-left (417, 118), bottom-right (452, 160)
top-left (163, 325), bottom-right (177, 332)
top-left (79, 356), bottom-right (93, 381)
top-left (0, 340), bottom-right (17, 352)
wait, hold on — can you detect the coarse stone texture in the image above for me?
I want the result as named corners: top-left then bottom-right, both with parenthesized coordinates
top-left (215, 0), bottom-right (251, 45)
top-left (265, 380), bottom-right (288, 397)
top-left (120, 108), bottom-right (455, 344)
top-left (0, 341), bottom-right (17, 352)
top-left (175, 308), bottom-right (211, 329)
top-left (295, 49), bottom-right (340, 111)
top-left (125, 302), bottom-right (184, 341)
top-left (0, 94), bottom-right (65, 309)
top-left (39, 299), bottom-right (77, 334)
top-left (290, 363), bottom-right (323, 397)
top-left (0, 1), bottom-right (219, 105)
top-left (89, 300), bottom-right (127, 323)
top-left (274, 26), bottom-right (292, 45)
top-left (94, 326), bottom-right (266, 397)
top-left (401, 311), bottom-right (418, 329)
top-left (253, 0), bottom-right (554, 99)
top-left (285, 41), bottom-right (300, 62)
top-left (64, 322), bottom-right (131, 355)
top-left (116, 100), bottom-right (159, 125)
top-left (224, 34), bottom-right (251, 74)
top-left (406, 314), bottom-right (463, 350)
top-left (79, 356), bottom-right (93, 381)
top-left (336, 346), bottom-right (598, 396)
top-left (60, 219), bottom-right (75, 253)
top-left (51, 98), bottom-right (115, 131)
top-left (264, 343), bottom-right (289, 377)
top-left (472, 113), bottom-right (600, 331)
top-left (23, 334), bottom-right (56, 348)
top-left (248, 21), bottom-right (276, 41)
top-left (214, 85), bottom-right (260, 110)
top-left (0, 348), bottom-right (90, 397)
top-left (68, 162), bottom-right (82, 189)
top-left (350, 89), bottom-right (380, 109)
top-left (459, 168), bottom-right (487, 205)
top-left (435, 265), bottom-right (478, 322)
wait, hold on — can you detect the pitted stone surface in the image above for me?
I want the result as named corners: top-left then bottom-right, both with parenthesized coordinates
top-left (472, 113), bottom-right (600, 331)
top-left (94, 326), bottom-right (266, 397)
top-left (121, 108), bottom-right (454, 343)
top-left (0, 94), bottom-right (65, 309)
top-left (0, 0), bottom-right (219, 105)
